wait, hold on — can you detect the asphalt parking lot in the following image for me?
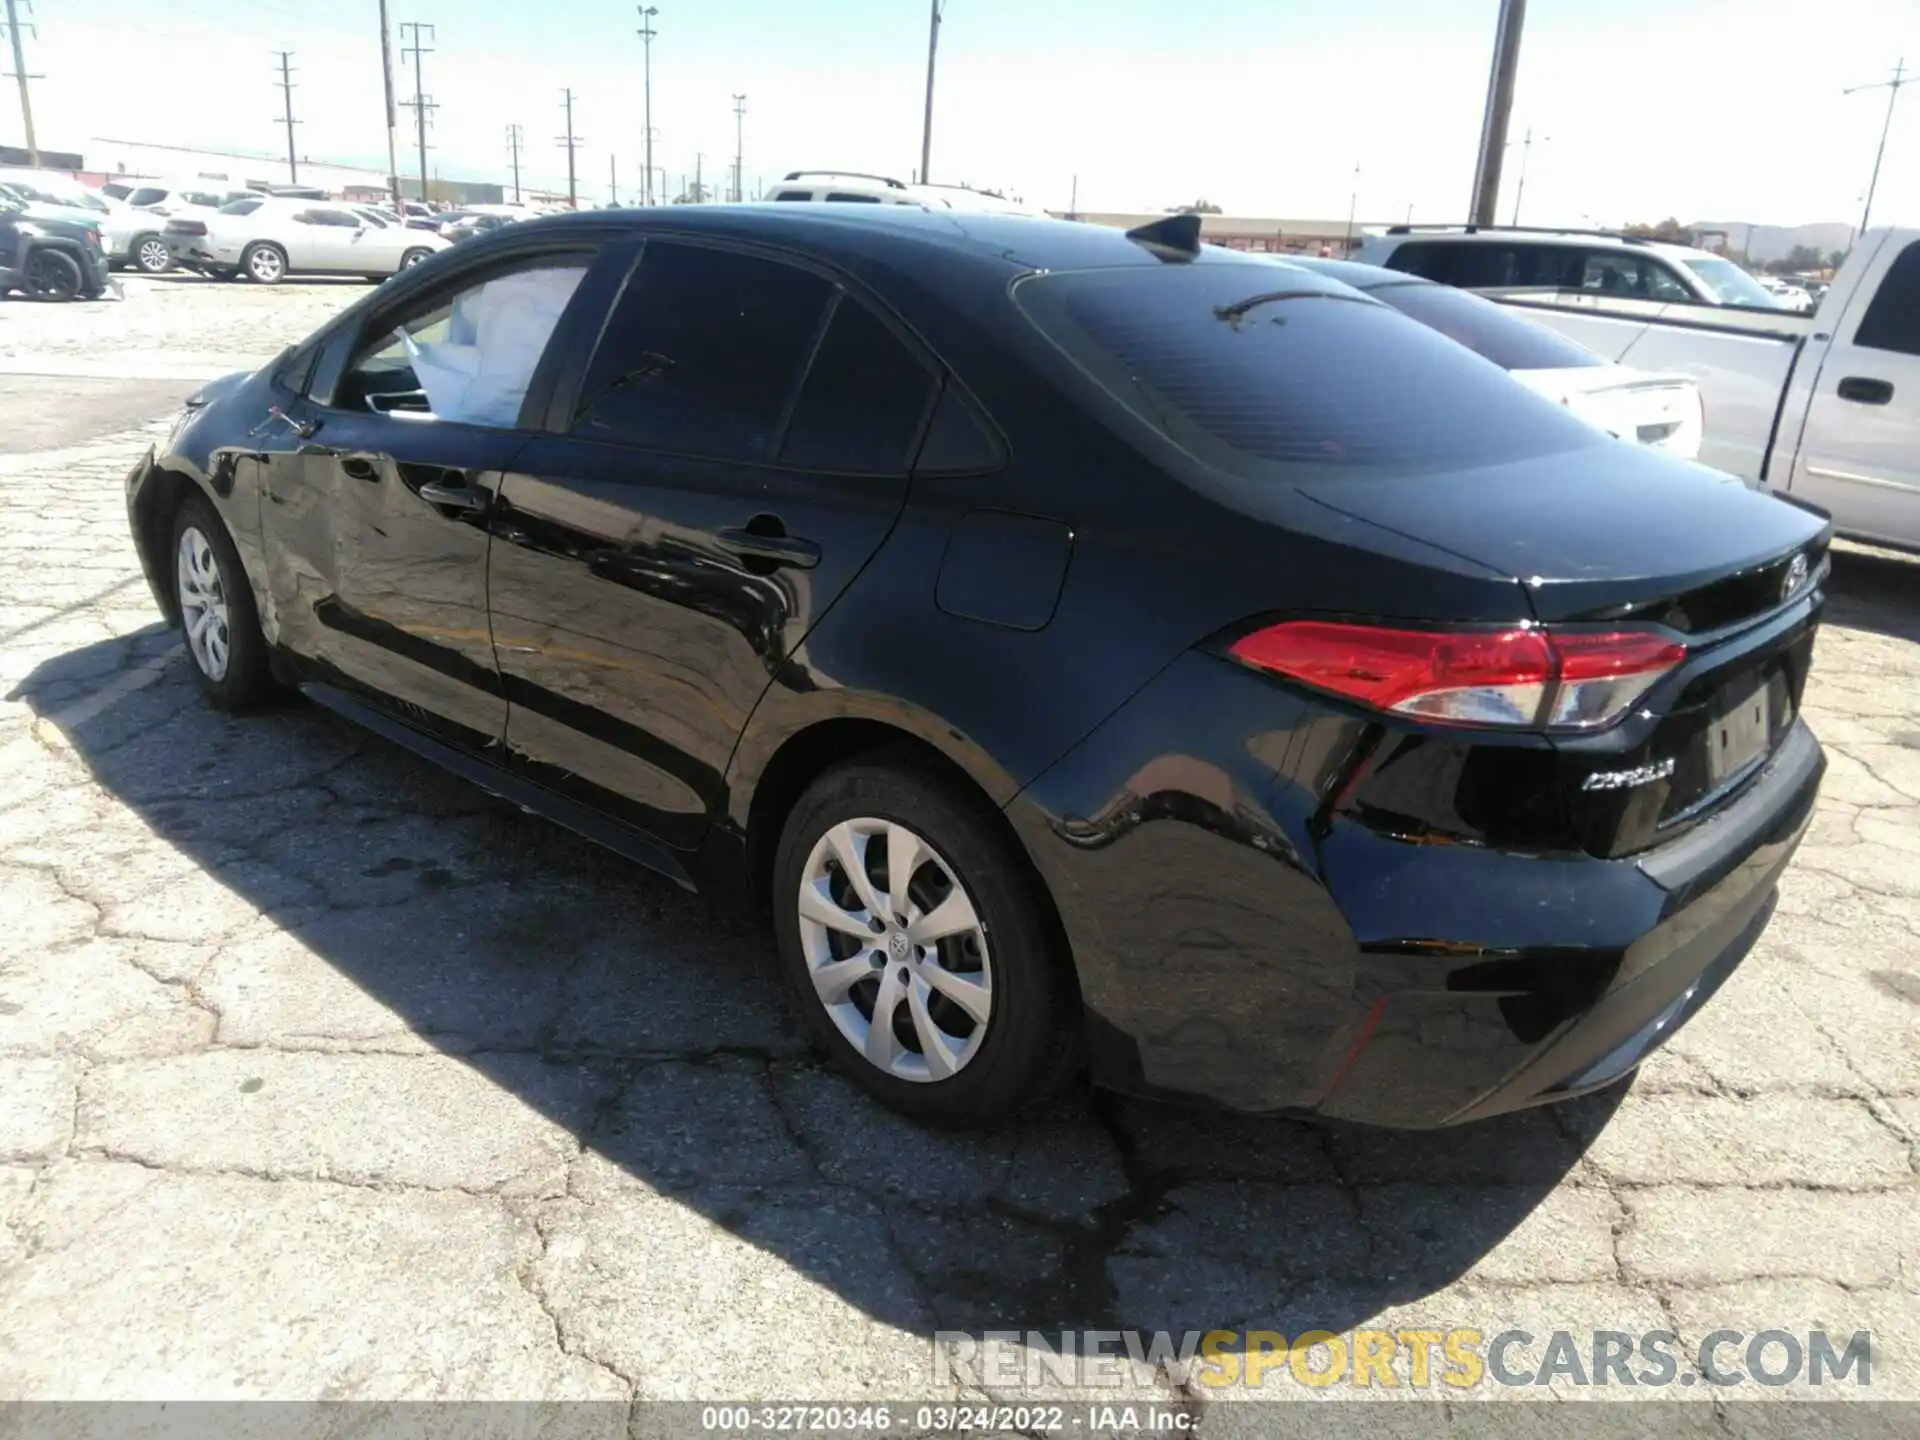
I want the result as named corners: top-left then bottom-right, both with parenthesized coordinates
top-left (1, 274), bottom-right (1918, 1422)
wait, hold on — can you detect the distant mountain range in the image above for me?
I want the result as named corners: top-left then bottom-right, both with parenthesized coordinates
top-left (1688, 221), bottom-right (1855, 263)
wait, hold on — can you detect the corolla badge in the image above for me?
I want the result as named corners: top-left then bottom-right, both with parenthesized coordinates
top-left (1781, 552), bottom-right (1810, 603)
top-left (1581, 756), bottom-right (1678, 792)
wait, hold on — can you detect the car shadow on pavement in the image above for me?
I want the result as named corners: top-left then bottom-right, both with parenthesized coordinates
top-left (14, 625), bottom-right (1627, 1375)
top-left (1827, 545), bottom-right (1920, 645)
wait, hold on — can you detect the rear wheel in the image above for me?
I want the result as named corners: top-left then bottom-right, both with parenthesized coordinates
top-left (170, 493), bottom-right (275, 710)
top-left (132, 234), bottom-right (174, 274)
top-left (241, 242), bottom-right (286, 285)
top-left (23, 249), bottom-right (82, 301)
top-left (399, 247), bottom-right (434, 271)
top-left (771, 758), bottom-right (1076, 1126)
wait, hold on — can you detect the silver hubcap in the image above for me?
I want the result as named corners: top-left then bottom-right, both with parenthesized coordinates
top-left (249, 248), bottom-right (282, 281)
top-left (403, 250), bottom-right (427, 267)
top-left (798, 818), bottom-right (992, 1083)
top-left (138, 239), bottom-right (169, 270)
top-left (175, 526), bottom-right (231, 682)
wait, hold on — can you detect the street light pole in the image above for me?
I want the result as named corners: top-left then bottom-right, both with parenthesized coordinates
top-left (918, 0), bottom-right (943, 184)
top-left (637, 7), bottom-right (658, 205)
top-left (1467, 0), bottom-right (1527, 226)
top-left (732, 93), bottom-right (746, 203)
top-left (1845, 58), bottom-right (1910, 239)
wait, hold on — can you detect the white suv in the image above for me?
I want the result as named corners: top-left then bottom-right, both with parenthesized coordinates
top-left (764, 171), bottom-right (1041, 215)
top-left (1352, 225), bottom-right (1787, 310)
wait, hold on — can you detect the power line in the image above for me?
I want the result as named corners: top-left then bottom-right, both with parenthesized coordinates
top-left (273, 51), bottom-right (300, 185)
top-left (1845, 58), bottom-right (1911, 240)
top-left (399, 21), bottom-right (437, 204)
top-left (731, 93), bottom-right (746, 203)
top-left (637, 6), bottom-right (658, 206)
top-left (2, 0), bottom-right (42, 167)
top-left (556, 88), bottom-right (583, 209)
top-left (506, 123), bottom-right (524, 204)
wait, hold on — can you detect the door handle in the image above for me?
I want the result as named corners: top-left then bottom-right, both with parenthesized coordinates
top-left (417, 478), bottom-right (492, 513)
top-left (716, 525), bottom-right (821, 570)
top-left (1837, 376), bottom-right (1893, 405)
top-left (340, 453), bottom-right (384, 482)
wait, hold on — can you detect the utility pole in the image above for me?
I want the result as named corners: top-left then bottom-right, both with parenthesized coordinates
top-left (1067, 173), bottom-right (1077, 220)
top-left (694, 151), bottom-right (703, 204)
top-left (731, 93), bottom-right (746, 202)
top-left (1467, 0), bottom-right (1527, 226)
top-left (918, 0), bottom-right (943, 184)
top-left (506, 123), bottom-right (524, 203)
top-left (378, 0), bottom-right (403, 214)
top-left (1344, 161), bottom-right (1360, 251)
top-left (1508, 126), bottom-right (1549, 226)
top-left (637, 6), bottom-right (658, 204)
top-left (400, 22), bottom-right (437, 207)
top-left (556, 88), bottom-right (583, 209)
top-left (273, 51), bottom-right (300, 184)
top-left (2, 0), bottom-right (40, 167)
top-left (608, 153), bottom-right (618, 205)
top-left (1845, 58), bottom-right (1911, 239)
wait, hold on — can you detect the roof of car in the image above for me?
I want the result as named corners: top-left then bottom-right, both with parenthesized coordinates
top-left (1278, 256), bottom-right (1433, 290)
top-left (1366, 227), bottom-right (1718, 263)
top-left (483, 203), bottom-right (1297, 276)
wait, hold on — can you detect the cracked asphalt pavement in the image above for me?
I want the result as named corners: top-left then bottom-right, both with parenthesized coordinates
top-left (2, 276), bottom-right (1919, 1422)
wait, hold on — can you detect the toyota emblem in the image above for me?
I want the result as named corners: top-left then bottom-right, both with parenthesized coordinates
top-left (1781, 552), bottom-right (1809, 602)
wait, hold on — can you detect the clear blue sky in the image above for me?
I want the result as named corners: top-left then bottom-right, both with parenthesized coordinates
top-left (25, 0), bottom-right (1919, 226)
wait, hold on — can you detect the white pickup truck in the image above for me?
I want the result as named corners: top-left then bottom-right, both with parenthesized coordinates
top-left (1478, 227), bottom-right (1920, 553)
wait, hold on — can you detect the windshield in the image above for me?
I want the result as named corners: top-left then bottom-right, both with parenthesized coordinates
top-left (1015, 265), bottom-right (1602, 479)
top-left (1365, 281), bottom-right (1604, 371)
top-left (1679, 257), bottom-right (1781, 308)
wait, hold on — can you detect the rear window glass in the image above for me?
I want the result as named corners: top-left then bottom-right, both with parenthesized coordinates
top-left (1014, 266), bottom-right (1602, 477)
top-left (128, 187), bottom-right (168, 207)
top-left (1365, 281), bottom-right (1603, 371)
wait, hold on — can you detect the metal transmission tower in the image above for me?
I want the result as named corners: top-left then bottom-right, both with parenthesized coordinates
top-left (731, 93), bottom-right (746, 202)
top-left (1845, 58), bottom-right (1912, 239)
top-left (556, 89), bottom-right (584, 209)
top-left (637, 6), bottom-right (658, 205)
top-left (507, 123), bottom-right (524, 203)
top-left (274, 51), bottom-right (300, 184)
top-left (918, 0), bottom-right (942, 184)
top-left (400, 21), bottom-right (437, 205)
top-left (1467, 0), bottom-right (1527, 227)
top-left (1, 0), bottom-right (41, 167)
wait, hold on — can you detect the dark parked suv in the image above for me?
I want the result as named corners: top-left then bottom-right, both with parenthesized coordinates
top-left (124, 207), bottom-right (1826, 1128)
top-left (0, 190), bottom-right (112, 300)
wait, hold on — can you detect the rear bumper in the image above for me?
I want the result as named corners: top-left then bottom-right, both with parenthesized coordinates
top-left (1009, 650), bottom-right (1823, 1127)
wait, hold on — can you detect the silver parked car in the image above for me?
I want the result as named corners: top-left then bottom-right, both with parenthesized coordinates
top-left (164, 196), bottom-right (450, 284)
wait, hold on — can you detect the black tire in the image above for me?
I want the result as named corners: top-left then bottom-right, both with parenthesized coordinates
top-left (23, 248), bottom-right (82, 301)
top-left (241, 242), bottom-right (287, 285)
top-left (771, 757), bottom-right (1077, 1127)
top-left (399, 247), bottom-right (434, 271)
top-left (131, 233), bottom-right (174, 274)
top-left (168, 492), bottom-right (276, 711)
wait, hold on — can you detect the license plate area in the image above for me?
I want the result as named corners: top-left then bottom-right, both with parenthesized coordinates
top-left (1706, 677), bottom-right (1772, 788)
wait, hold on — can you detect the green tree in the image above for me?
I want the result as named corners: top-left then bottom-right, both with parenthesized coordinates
top-left (1623, 217), bottom-right (1691, 243)
top-left (1168, 199), bottom-right (1223, 214)
top-left (1783, 244), bottom-right (1823, 272)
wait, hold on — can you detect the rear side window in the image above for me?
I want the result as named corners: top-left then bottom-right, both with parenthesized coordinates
top-left (1853, 240), bottom-right (1920, 357)
top-left (573, 241), bottom-right (835, 462)
top-left (1367, 281), bottom-right (1603, 371)
top-left (825, 192), bottom-right (881, 203)
top-left (1388, 240), bottom-right (1584, 290)
top-left (128, 187), bottom-right (168, 207)
top-left (1015, 266), bottom-right (1602, 477)
top-left (771, 190), bottom-right (813, 202)
top-left (779, 299), bottom-right (938, 473)
top-left (219, 199), bottom-right (263, 216)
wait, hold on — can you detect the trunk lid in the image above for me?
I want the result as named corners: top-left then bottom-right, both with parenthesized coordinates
top-left (1304, 444), bottom-right (1831, 856)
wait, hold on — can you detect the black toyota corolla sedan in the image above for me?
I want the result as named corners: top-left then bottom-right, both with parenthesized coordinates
top-left (124, 205), bottom-right (1827, 1128)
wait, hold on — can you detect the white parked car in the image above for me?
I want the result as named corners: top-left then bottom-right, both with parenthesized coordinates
top-left (764, 170), bottom-right (1044, 214)
top-left (1286, 258), bottom-right (1704, 459)
top-left (1353, 225), bottom-right (1787, 311)
top-left (1757, 275), bottom-right (1816, 312)
top-left (165, 196), bottom-right (450, 284)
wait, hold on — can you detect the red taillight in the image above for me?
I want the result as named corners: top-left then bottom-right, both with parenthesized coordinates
top-left (1226, 621), bottom-right (1683, 731)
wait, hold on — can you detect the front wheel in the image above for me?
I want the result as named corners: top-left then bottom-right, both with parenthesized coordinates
top-left (170, 493), bottom-right (276, 710)
top-left (771, 758), bottom-right (1077, 1126)
top-left (241, 242), bottom-right (286, 285)
top-left (23, 249), bottom-right (82, 301)
top-left (399, 247), bottom-right (434, 271)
